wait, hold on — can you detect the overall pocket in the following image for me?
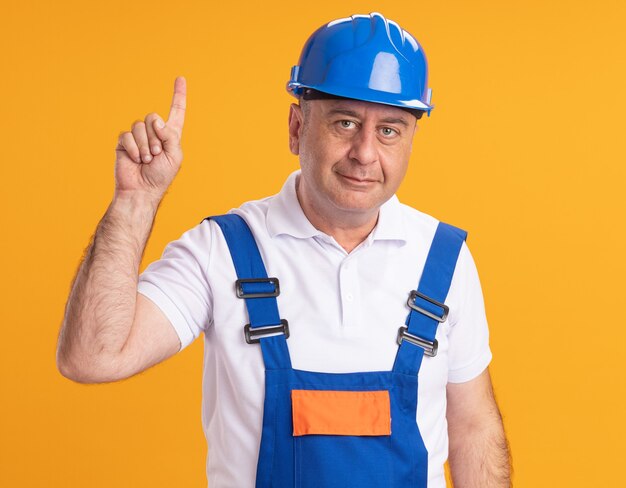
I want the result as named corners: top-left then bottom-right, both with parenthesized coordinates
top-left (292, 390), bottom-right (393, 488)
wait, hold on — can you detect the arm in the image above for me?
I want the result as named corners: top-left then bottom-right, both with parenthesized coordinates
top-left (56, 77), bottom-right (187, 383)
top-left (447, 368), bottom-right (511, 487)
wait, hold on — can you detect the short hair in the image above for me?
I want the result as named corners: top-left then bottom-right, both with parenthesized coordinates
top-left (300, 96), bottom-right (311, 122)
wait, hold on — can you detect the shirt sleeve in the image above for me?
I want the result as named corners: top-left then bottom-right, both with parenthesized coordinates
top-left (446, 241), bottom-right (493, 383)
top-left (137, 219), bottom-right (214, 350)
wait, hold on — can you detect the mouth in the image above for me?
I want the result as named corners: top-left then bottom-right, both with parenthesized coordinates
top-left (337, 172), bottom-right (379, 185)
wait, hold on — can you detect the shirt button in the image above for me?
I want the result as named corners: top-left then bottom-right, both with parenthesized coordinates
top-left (346, 293), bottom-right (354, 301)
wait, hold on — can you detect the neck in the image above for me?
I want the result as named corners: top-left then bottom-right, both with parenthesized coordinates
top-left (295, 175), bottom-right (379, 253)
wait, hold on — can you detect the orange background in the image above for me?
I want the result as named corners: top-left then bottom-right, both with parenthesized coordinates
top-left (2, 0), bottom-right (625, 486)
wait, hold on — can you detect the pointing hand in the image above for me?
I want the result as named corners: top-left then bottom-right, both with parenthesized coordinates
top-left (114, 76), bottom-right (187, 201)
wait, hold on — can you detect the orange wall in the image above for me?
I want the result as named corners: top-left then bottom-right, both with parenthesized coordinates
top-left (2, 1), bottom-right (625, 486)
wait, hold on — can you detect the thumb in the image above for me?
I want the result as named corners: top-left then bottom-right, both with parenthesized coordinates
top-left (153, 117), bottom-right (181, 152)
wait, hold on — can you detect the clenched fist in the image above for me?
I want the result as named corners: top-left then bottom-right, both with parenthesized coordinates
top-left (114, 76), bottom-right (187, 201)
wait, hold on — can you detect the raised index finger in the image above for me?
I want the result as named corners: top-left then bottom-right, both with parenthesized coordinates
top-left (167, 76), bottom-right (187, 132)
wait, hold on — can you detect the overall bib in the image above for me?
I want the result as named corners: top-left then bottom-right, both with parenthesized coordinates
top-left (211, 214), bottom-right (467, 488)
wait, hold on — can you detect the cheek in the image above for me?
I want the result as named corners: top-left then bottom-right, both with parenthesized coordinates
top-left (298, 143), bottom-right (331, 188)
top-left (301, 134), bottom-right (350, 173)
top-left (381, 147), bottom-right (411, 181)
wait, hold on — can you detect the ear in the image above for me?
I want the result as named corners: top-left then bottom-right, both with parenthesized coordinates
top-left (288, 103), bottom-right (304, 155)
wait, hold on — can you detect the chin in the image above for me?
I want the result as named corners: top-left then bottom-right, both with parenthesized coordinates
top-left (332, 197), bottom-right (382, 214)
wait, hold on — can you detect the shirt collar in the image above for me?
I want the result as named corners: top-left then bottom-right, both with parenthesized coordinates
top-left (266, 169), bottom-right (407, 243)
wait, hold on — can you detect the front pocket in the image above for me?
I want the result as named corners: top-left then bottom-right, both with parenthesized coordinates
top-left (289, 385), bottom-right (420, 487)
top-left (291, 389), bottom-right (391, 436)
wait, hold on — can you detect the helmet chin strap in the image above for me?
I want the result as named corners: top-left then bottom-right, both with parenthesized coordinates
top-left (301, 88), bottom-right (424, 120)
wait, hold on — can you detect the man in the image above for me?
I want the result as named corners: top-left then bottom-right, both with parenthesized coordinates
top-left (57, 12), bottom-right (510, 487)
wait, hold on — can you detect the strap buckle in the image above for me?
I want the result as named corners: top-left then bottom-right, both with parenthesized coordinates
top-left (244, 320), bottom-right (290, 344)
top-left (407, 290), bottom-right (449, 323)
top-left (236, 278), bottom-right (280, 299)
top-left (396, 326), bottom-right (438, 357)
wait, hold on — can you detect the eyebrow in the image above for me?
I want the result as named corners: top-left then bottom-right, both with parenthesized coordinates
top-left (326, 108), bottom-right (410, 127)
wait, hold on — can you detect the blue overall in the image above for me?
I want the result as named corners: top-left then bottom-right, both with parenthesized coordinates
top-left (210, 214), bottom-right (467, 488)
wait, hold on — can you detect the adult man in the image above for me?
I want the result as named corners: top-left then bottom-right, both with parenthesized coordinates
top-left (57, 12), bottom-right (510, 487)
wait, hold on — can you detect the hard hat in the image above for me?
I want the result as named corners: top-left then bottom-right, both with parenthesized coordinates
top-left (287, 12), bottom-right (434, 116)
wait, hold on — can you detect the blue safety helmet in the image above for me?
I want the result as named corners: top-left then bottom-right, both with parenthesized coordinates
top-left (287, 12), bottom-right (433, 117)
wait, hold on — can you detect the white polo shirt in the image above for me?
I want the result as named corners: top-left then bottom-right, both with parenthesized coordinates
top-left (138, 170), bottom-right (492, 488)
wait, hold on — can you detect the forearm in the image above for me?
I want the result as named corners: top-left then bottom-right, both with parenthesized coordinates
top-left (57, 191), bottom-right (160, 382)
top-left (447, 405), bottom-right (511, 487)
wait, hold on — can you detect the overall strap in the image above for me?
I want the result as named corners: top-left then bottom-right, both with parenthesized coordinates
top-left (208, 214), bottom-right (292, 370)
top-left (393, 222), bottom-right (467, 376)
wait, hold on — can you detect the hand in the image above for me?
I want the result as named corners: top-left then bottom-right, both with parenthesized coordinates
top-left (114, 76), bottom-right (187, 201)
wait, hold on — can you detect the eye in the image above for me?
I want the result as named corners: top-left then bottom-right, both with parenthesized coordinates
top-left (338, 120), bottom-right (356, 129)
top-left (380, 127), bottom-right (398, 138)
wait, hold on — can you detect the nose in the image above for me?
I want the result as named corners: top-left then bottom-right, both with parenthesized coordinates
top-left (347, 128), bottom-right (379, 166)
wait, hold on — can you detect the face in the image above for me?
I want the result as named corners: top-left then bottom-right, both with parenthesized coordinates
top-left (288, 98), bottom-right (417, 225)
